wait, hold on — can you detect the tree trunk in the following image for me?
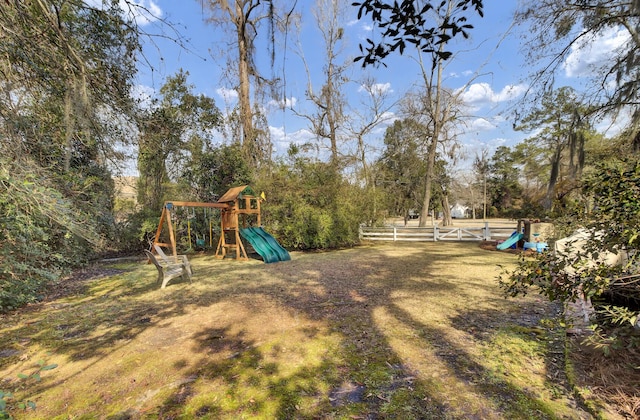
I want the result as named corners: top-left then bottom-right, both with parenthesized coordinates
top-left (418, 86), bottom-right (443, 226)
top-left (326, 60), bottom-right (339, 167)
top-left (441, 194), bottom-right (452, 226)
top-left (483, 176), bottom-right (487, 219)
top-left (63, 79), bottom-right (74, 173)
top-left (236, 2), bottom-right (255, 164)
top-left (418, 0), bottom-right (451, 227)
top-left (544, 144), bottom-right (563, 211)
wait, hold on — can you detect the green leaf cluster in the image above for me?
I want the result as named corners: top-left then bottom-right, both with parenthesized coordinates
top-left (0, 1), bottom-right (140, 311)
top-left (353, 0), bottom-right (484, 67)
top-left (257, 158), bottom-right (366, 250)
top-left (0, 359), bottom-right (58, 418)
top-left (500, 158), bottom-right (640, 354)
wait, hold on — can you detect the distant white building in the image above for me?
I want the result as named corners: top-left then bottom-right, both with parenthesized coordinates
top-left (450, 203), bottom-right (468, 219)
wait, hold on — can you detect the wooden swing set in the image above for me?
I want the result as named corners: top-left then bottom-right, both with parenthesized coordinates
top-left (152, 185), bottom-right (262, 261)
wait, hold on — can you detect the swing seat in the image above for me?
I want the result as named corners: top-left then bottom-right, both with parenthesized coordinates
top-left (144, 250), bottom-right (192, 289)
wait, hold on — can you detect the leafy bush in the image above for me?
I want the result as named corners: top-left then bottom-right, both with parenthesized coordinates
top-left (499, 159), bottom-right (640, 353)
top-left (0, 195), bottom-right (60, 311)
top-left (257, 159), bottom-right (367, 250)
top-left (0, 166), bottom-right (106, 312)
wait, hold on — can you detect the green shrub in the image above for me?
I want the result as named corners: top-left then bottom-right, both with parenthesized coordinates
top-left (499, 159), bottom-right (640, 353)
top-left (257, 160), bottom-right (366, 250)
top-left (0, 200), bottom-right (63, 311)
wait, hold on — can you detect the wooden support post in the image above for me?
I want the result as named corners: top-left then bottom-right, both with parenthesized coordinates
top-left (215, 232), bottom-right (226, 259)
top-left (153, 206), bottom-right (167, 249)
top-left (166, 209), bottom-right (177, 259)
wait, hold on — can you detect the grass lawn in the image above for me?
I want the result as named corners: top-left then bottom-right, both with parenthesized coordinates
top-left (0, 242), bottom-right (603, 419)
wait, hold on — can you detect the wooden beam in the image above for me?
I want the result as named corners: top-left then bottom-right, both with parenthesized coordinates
top-left (166, 211), bottom-right (177, 258)
top-left (164, 201), bottom-right (229, 209)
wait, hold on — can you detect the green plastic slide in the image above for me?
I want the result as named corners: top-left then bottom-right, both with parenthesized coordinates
top-left (240, 227), bottom-right (291, 263)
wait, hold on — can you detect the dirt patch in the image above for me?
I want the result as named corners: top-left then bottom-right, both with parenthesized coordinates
top-left (479, 240), bottom-right (536, 255)
top-left (568, 337), bottom-right (640, 419)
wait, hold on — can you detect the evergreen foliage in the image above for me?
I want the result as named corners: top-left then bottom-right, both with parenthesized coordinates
top-left (0, 1), bottom-right (139, 311)
top-left (375, 119), bottom-right (427, 222)
top-left (257, 155), bottom-right (366, 250)
top-left (180, 143), bottom-right (252, 202)
top-left (500, 158), bottom-right (640, 352)
top-left (353, 0), bottom-right (484, 66)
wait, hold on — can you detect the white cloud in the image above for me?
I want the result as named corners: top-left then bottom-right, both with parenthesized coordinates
top-left (368, 111), bottom-right (398, 136)
top-left (379, 111), bottom-right (397, 122)
top-left (460, 83), bottom-right (527, 106)
top-left (85, 0), bottom-right (162, 26)
top-left (494, 84), bottom-right (527, 102)
top-left (358, 82), bottom-right (393, 96)
top-left (127, 0), bottom-right (162, 25)
top-left (268, 96), bottom-right (297, 109)
top-left (449, 70), bottom-right (474, 79)
top-left (270, 126), bottom-right (316, 154)
top-left (468, 118), bottom-right (496, 131)
top-left (459, 136), bottom-right (511, 169)
top-left (216, 87), bottom-right (238, 102)
top-left (594, 111), bottom-right (631, 137)
top-left (563, 27), bottom-right (631, 78)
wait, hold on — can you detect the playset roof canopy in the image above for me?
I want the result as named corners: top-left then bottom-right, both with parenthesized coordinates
top-left (217, 185), bottom-right (258, 203)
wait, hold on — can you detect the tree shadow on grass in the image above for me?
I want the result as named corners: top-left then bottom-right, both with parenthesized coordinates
top-left (385, 300), bottom-right (576, 419)
top-left (0, 243), bottom-right (591, 418)
top-left (145, 245), bottom-right (459, 418)
top-left (149, 243), bottom-right (576, 418)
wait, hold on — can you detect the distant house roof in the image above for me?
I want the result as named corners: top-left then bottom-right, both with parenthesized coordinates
top-left (217, 185), bottom-right (257, 203)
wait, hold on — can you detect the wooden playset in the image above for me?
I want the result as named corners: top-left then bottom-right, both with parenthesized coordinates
top-left (152, 185), bottom-right (262, 261)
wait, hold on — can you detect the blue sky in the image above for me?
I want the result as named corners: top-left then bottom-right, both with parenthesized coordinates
top-left (122, 0), bottom-right (629, 171)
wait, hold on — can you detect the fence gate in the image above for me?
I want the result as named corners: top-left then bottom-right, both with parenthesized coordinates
top-left (359, 223), bottom-right (516, 242)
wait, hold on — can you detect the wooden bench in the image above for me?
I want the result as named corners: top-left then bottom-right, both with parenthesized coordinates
top-left (144, 250), bottom-right (192, 289)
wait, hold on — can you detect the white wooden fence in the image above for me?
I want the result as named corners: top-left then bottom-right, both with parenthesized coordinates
top-left (359, 222), bottom-right (516, 242)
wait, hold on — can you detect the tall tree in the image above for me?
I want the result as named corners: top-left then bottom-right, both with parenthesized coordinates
top-left (376, 119), bottom-right (428, 224)
top-left (473, 149), bottom-right (490, 219)
top-left (298, 0), bottom-right (350, 169)
top-left (434, 158), bottom-right (453, 225)
top-left (487, 146), bottom-right (523, 217)
top-left (199, 0), bottom-right (279, 165)
top-left (0, 1), bottom-right (141, 308)
top-left (0, 1), bottom-right (140, 241)
top-left (137, 70), bottom-right (222, 212)
top-left (393, 0), bottom-right (468, 227)
top-left (515, 87), bottom-right (589, 211)
top-left (402, 82), bottom-right (462, 226)
top-left (180, 143), bottom-right (252, 202)
top-left (517, 0), bottom-right (640, 148)
top-left (345, 78), bottom-right (397, 223)
top-left (347, 77), bottom-right (397, 188)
